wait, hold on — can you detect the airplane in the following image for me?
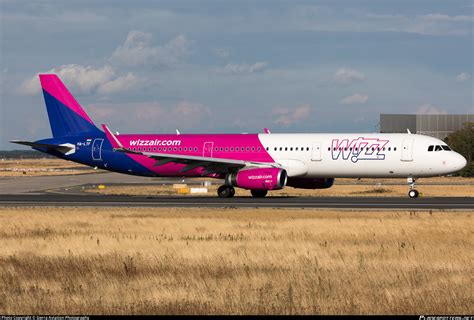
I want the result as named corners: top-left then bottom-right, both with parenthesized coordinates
top-left (11, 74), bottom-right (467, 198)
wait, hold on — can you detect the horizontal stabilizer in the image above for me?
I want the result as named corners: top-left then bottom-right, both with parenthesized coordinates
top-left (10, 140), bottom-right (75, 155)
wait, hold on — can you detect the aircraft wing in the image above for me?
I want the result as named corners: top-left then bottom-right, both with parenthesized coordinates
top-left (102, 124), bottom-right (277, 174)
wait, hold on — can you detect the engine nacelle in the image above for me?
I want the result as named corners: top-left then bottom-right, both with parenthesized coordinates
top-left (286, 177), bottom-right (335, 189)
top-left (226, 168), bottom-right (287, 190)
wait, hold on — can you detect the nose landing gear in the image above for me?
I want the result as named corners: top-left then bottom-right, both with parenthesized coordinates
top-left (407, 177), bottom-right (419, 198)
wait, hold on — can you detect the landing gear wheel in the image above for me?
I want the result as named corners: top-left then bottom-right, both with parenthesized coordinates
top-left (251, 189), bottom-right (268, 198)
top-left (217, 185), bottom-right (235, 198)
top-left (408, 189), bottom-right (419, 199)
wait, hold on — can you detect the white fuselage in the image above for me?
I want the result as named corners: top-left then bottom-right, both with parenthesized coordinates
top-left (259, 133), bottom-right (467, 178)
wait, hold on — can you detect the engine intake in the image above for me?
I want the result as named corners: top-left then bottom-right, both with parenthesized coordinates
top-left (226, 168), bottom-right (287, 190)
top-left (286, 178), bottom-right (335, 189)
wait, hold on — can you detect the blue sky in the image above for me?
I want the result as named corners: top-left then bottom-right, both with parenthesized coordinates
top-left (0, 0), bottom-right (472, 149)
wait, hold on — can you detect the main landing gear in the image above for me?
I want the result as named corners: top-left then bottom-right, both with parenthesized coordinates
top-left (217, 185), bottom-right (235, 198)
top-left (251, 190), bottom-right (268, 198)
top-left (407, 177), bottom-right (419, 199)
top-left (217, 186), bottom-right (269, 198)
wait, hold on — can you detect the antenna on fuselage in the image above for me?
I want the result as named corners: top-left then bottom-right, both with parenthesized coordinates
top-left (176, 129), bottom-right (180, 135)
top-left (264, 128), bottom-right (271, 134)
top-left (407, 129), bottom-right (412, 134)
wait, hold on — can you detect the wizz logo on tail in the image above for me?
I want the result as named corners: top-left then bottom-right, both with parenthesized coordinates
top-left (331, 137), bottom-right (389, 163)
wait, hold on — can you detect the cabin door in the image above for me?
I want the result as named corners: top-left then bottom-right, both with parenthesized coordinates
top-left (311, 142), bottom-right (322, 161)
top-left (401, 138), bottom-right (414, 162)
top-left (203, 142), bottom-right (214, 158)
top-left (92, 139), bottom-right (104, 161)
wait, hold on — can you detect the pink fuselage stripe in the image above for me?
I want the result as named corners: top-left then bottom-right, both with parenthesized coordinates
top-left (39, 75), bottom-right (94, 125)
top-left (118, 133), bottom-right (274, 176)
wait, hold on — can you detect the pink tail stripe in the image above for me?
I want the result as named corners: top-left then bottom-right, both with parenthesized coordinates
top-left (39, 74), bottom-right (94, 124)
top-left (102, 124), bottom-right (122, 149)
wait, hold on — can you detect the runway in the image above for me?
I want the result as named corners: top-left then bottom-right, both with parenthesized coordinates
top-left (1, 172), bottom-right (473, 209)
top-left (1, 193), bottom-right (473, 209)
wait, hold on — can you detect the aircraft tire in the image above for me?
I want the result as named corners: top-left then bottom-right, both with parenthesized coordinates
top-left (251, 189), bottom-right (268, 198)
top-left (218, 185), bottom-right (234, 198)
top-left (408, 189), bottom-right (419, 198)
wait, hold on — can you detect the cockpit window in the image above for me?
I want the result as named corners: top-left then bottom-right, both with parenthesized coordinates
top-left (428, 145), bottom-right (452, 152)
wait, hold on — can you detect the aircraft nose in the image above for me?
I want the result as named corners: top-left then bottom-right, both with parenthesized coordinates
top-left (453, 153), bottom-right (467, 172)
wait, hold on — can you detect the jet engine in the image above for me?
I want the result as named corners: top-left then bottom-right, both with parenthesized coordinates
top-left (226, 167), bottom-right (287, 190)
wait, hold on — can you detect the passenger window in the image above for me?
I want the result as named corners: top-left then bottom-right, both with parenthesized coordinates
top-left (296, 147), bottom-right (299, 151)
top-left (163, 148), bottom-right (167, 151)
top-left (388, 147), bottom-right (391, 151)
top-left (252, 147), bottom-right (255, 151)
top-left (435, 145), bottom-right (442, 151)
top-left (285, 147), bottom-right (288, 151)
top-left (428, 145), bottom-right (434, 152)
top-left (306, 147), bottom-right (309, 151)
top-left (279, 147), bottom-right (282, 151)
top-left (274, 147), bottom-right (277, 151)
top-left (394, 147), bottom-right (397, 151)
top-left (225, 147), bottom-right (228, 151)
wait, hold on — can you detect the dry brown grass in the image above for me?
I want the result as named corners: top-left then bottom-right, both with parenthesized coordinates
top-left (88, 181), bottom-right (474, 197)
top-left (0, 159), bottom-right (98, 176)
top-left (0, 207), bottom-right (472, 315)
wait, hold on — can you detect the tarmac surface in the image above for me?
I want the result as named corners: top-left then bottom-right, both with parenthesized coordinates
top-left (1, 193), bottom-right (473, 209)
top-left (1, 172), bottom-right (473, 209)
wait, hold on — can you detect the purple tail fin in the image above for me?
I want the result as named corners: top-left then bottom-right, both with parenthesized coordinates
top-left (39, 74), bottom-right (101, 137)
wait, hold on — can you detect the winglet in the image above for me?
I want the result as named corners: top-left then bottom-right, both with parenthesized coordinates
top-left (102, 124), bottom-right (124, 149)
